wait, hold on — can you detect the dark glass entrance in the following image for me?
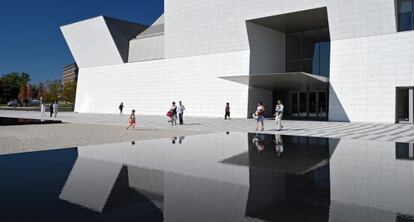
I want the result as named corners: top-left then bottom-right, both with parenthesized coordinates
top-left (289, 91), bottom-right (327, 120)
top-left (396, 87), bottom-right (414, 123)
top-left (243, 7), bottom-right (330, 121)
top-left (286, 29), bottom-right (330, 78)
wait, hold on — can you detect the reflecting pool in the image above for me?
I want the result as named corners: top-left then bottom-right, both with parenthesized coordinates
top-left (0, 132), bottom-right (413, 221)
top-left (0, 117), bottom-right (62, 126)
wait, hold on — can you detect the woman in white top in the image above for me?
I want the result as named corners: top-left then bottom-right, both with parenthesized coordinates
top-left (255, 101), bottom-right (265, 131)
top-left (170, 102), bottom-right (177, 126)
top-left (40, 102), bottom-right (46, 117)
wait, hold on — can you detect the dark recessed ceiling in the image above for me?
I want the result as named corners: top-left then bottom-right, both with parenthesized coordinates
top-left (249, 7), bottom-right (329, 33)
top-left (219, 72), bottom-right (328, 91)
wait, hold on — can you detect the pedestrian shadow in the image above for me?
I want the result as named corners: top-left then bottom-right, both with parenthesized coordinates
top-left (266, 129), bottom-right (285, 132)
top-left (266, 128), bottom-right (308, 132)
top-left (127, 128), bottom-right (159, 131)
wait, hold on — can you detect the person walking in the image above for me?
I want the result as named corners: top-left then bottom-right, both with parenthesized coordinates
top-left (177, 101), bottom-right (185, 125)
top-left (40, 102), bottom-right (46, 117)
top-left (119, 102), bottom-right (124, 116)
top-left (126, 109), bottom-right (136, 130)
top-left (49, 101), bottom-right (54, 117)
top-left (53, 101), bottom-right (59, 118)
top-left (255, 101), bottom-right (265, 131)
top-left (274, 100), bottom-right (284, 131)
top-left (170, 102), bottom-right (177, 126)
top-left (224, 102), bottom-right (231, 120)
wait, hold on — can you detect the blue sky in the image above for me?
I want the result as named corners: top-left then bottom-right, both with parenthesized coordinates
top-left (0, 0), bottom-right (164, 84)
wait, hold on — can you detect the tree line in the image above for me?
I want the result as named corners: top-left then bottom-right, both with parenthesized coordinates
top-left (0, 72), bottom-right (77, 105)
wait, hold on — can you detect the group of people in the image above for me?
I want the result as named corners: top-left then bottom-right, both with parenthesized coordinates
top-left (40, 100), bottom-right (59, 118)
top-left (123, 99), bottom-right (284, 131)
top-left (124, 101), bottom-right (186, 130)
top-left (225, 100), bottom-right (284, 132)
top-left (253, 100), bottom-right (284, 131)
top-left (167, 101), bottom-right (185, 126)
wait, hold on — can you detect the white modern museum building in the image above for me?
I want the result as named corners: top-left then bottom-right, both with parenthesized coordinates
top-left (61, 0), bottom-right (414, 123)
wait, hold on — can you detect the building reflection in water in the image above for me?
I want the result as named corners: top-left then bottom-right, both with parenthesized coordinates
top-left (2, 132), bottom-right (414, 221)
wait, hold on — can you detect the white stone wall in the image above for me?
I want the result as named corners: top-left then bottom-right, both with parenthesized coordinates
top-left (164, 0), bottom-right (327, 59)
top-left (61, 16), bottom-right (124, 68)
top-left (75, 50), bottom-right (251, 117)
top-left (329, 31), bottom-right (414, 122)
top-left (246, 22), bottom-right (286, 74)
top-left (327, 0), bottom-right (402, 122)
top-left (128, 35), bottom-right (164, 62)
top-left (327, 0), bottom-right (396, 41)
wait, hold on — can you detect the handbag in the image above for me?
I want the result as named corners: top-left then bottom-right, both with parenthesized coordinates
top-left (166, 111), bottom-right (173, 117)
top-left (252, 113), bottom-right (258, 119)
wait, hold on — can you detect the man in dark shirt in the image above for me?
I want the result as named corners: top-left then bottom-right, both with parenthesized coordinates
top-left (49, 102), bottom-right (54, 117)
top-left (224, 102), bottom-right (231, 120)
top-left (119, 102), bottom-right (124, 116)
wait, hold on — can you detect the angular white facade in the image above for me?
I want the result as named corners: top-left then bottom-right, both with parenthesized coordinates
top-left (61, 0), bottom-right (414, 123)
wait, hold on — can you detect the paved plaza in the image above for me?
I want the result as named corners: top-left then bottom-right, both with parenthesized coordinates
top-left (1, 110), bottom-right (414, 143)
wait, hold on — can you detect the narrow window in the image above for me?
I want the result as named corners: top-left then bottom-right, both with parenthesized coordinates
top-left (398, 0), bottom-right (414, 31)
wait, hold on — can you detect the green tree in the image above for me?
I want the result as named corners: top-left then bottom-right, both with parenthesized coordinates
top-left (31, 84), bottom-right (38, 99)
top-left (27, 84), bottom-right (33, 100)
top-left (1, 72), bottom-right (20, 88)
top-left (1, 72), bottom-right (31, 101)
top-left (45, 80), bottom-right (61, 103)
top-left (0, 79), bottom-right (4, 103)
top-left (62, 81), bottom-right (77, 105)
top-left (18, 83), bottom-right (27, 106)
top-left (18, 72), bottom-right (30, 86)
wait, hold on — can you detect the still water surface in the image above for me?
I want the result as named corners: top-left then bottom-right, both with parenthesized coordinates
top-left (0, 132), bottom-right (413, 221)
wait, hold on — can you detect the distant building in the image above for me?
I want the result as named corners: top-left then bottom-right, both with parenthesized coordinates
top-left (62, 63), bottom-right (78, 86)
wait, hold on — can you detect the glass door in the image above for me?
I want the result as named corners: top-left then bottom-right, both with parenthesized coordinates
top-left (308, 92), bottom-right (317, 117)
top-left (291, 92), bottom-right (299, 117)
top-left (299, 92), bottom-right (307, 117)
top-left (318, 92), bottom-right (327, 119)
top-left (289, 91), bottom-right (328, 120)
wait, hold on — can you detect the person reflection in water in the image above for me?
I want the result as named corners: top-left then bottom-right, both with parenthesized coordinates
top-left (178, 136), bottom-right (185, 144)
top-left (274, 134), bottom-right (284, 157)
top-left (252, 134), bottom-right (265, 153)
top-left (171, 137), bottom-right (177, 144)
